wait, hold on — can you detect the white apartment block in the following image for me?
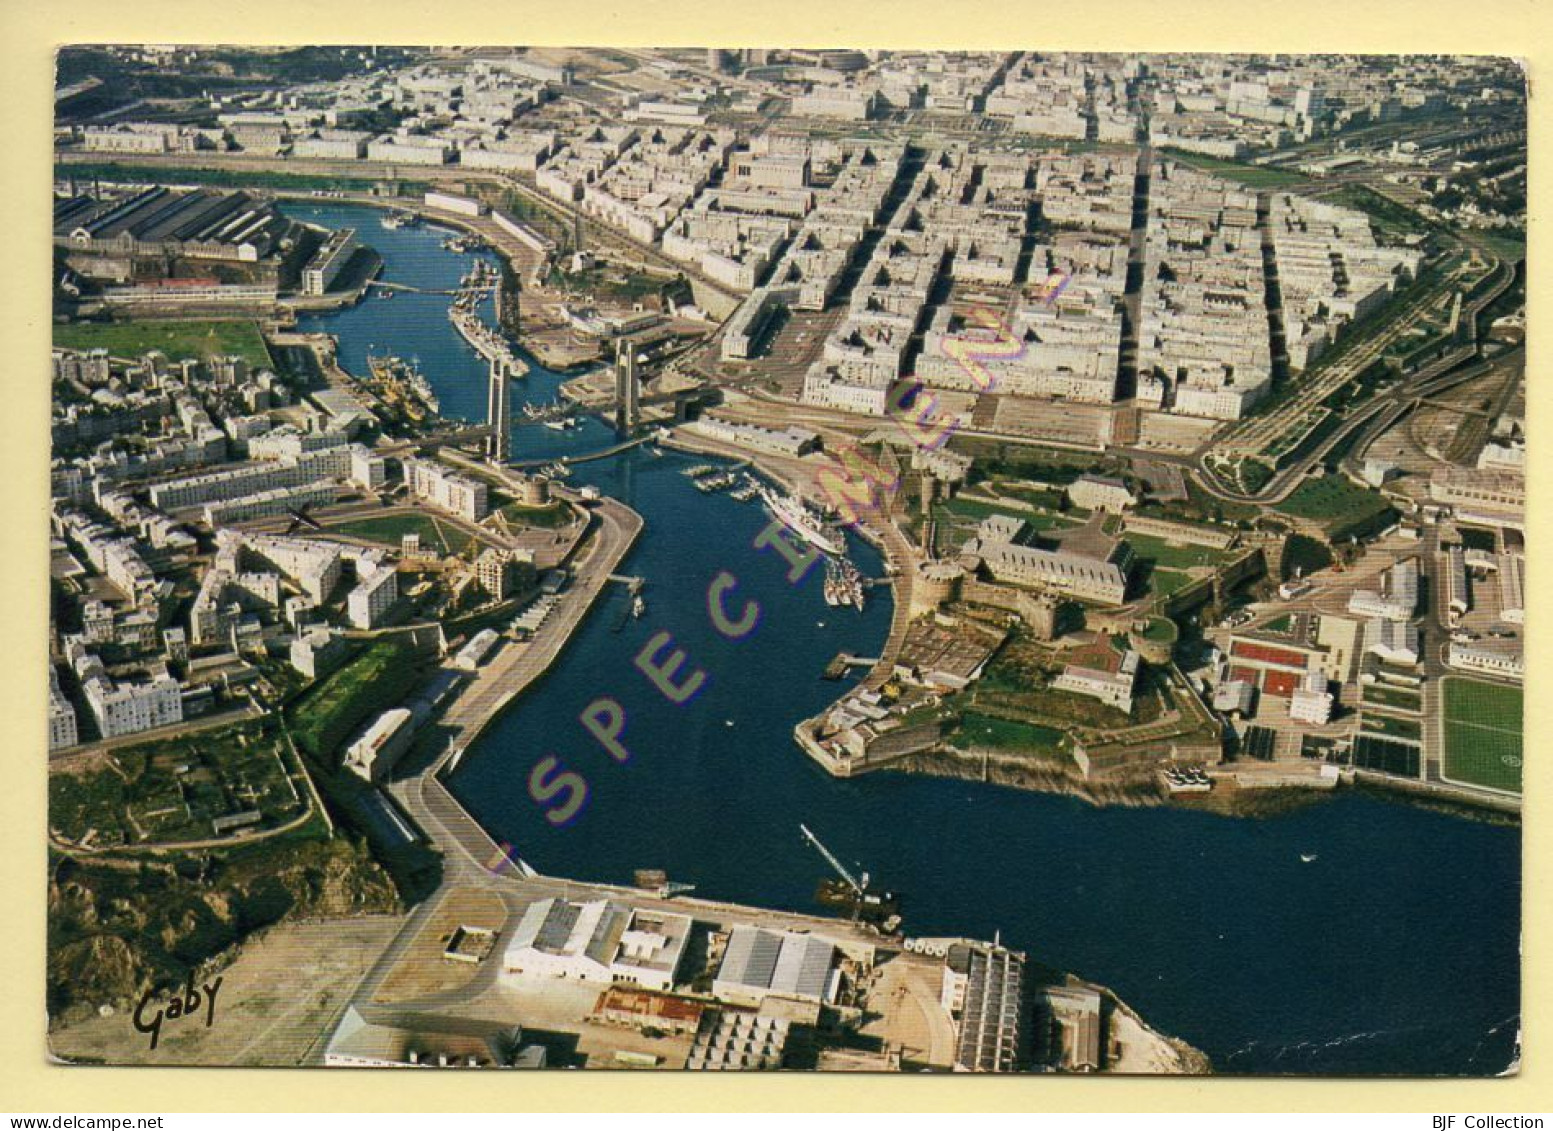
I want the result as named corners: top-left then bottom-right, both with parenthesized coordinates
top-left (347, 558), bottom-right (399, 630)
top-left (73, 651), bottom-right (183, 740)
top-left (1138, 161), bottom-right (1272, 420)
top-left (405, 458), bottom-right (489, 521)
top-left (81, 123), bottom-right (179, 153)
top-left (54, 507), bottom-right (157, 603)
top-left (1037, 153), bottom-right (1136, 235)
top-left (1268, 195), bottom-right (1422, 370)
top-left (49, 666), bottom-right (79, 752)
top-left (291, 129), bottom-right (370, 160)
top-left (790, 87), bottom-right (877, 121)
top-left (232, 532), bottom-right (345, 604)
top-left (301, 227), bottom-right (357, 296)
top-left (149, 443), bottom-right (374, 512)
top-left (203, 482), bottom-right (340, 527)
top-left (366, 134), bottom-right (451, 164)
top-left (459, 131), bottom-right (557, 172)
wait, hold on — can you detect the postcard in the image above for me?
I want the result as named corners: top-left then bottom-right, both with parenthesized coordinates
top-left (45, 45), bottom-right (1524, 1076)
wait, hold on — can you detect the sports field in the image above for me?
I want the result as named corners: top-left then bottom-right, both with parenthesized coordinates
top-left (330, 511), bottom-right (474, 556)
top-left (1441, 676), bottom-right (1523, 794)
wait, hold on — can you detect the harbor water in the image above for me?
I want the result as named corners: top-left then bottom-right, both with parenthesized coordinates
top-left (283, 203), bottom-right (1522, 1077)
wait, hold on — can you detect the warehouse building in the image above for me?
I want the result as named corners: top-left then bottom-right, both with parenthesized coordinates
top-left (301, 227), bottom-right (358, 296)
top-left (712, 927), bottom-right (839, 1007)
top-left (502, 898), bottom-right (692, 993)
top-left (343, 707), bottom-right (420, 782)
top-left (54, 187), bottom-right (291, 263)
top-left (941, 941), bottom-right (1026, 1073)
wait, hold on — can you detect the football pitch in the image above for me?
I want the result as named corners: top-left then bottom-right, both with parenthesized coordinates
top-left (1441, 676), bottom-right (1523, 794)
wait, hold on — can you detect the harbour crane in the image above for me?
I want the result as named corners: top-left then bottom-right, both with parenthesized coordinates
top-left (799, 823), bottom-right (904, 936)
top-left (799, 823), bottom-right (868, 896)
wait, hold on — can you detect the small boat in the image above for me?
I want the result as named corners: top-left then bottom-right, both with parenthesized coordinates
top-left (1300, 853), bottom-right (1318, 864)
top-left (632, 595), bottom-right (646, 618)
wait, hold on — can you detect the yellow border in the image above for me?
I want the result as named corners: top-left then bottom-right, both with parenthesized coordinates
top-left (1, 0), bottom-right (1545, 1112)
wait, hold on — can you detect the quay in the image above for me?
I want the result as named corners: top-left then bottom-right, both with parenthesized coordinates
top-left (388, 485), bottom-right (644, 878)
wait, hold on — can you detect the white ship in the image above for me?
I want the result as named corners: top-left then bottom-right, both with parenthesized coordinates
top-left (758, 484), bottom-right (845, 557)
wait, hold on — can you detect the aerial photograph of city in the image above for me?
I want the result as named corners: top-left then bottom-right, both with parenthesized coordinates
top-left (44, 44), bottom-right (1525, 1077)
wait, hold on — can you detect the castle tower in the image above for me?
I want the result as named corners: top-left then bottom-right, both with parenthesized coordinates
top-left (486, 356), bottom-right (511, 464)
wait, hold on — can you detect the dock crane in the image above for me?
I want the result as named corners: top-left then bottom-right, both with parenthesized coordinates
top-left (799, 824), bottom-right (903, 933)
top-left (800, 823), bottom-right (868, 896)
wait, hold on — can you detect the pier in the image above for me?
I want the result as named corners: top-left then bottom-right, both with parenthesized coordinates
top-left (823, 653), bottom-right (879, 680)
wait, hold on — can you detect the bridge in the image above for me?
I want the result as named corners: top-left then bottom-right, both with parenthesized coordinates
top-left (365, 279), bottom-right (495, 297)
top-left (508, 435), bottom-right (652, 470)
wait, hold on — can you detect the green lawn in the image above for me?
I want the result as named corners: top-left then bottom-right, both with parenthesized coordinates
top-left (1359, 713), bottom-right (1422, 742)
top-left (989, 480), bottom-right (1068, 511)
top-left (948, 712), bottom-right (1066, 757)
top-left (1162, 149), bottom-right (1311, 189)
top-left (1361, 684), bottom-right (1422, 712)
top-left (1443, 723), bottom-right (1522, 794)
top-left (1123, 533), bottom-right (1230, 571)
top-left (1148, 568), bottom-right (1196, 598)
top-left (498, 499), bottom-right (573, 530)
top-left (288, 640), bottom-right (421, 762)
top-left (1274, 475), bottom-right (1396, 540)
top-left (331, 512), bottom-right (474, 556)
top-left (1141, 616), bottom-right (1178, 644)
top-left (1441, 676), bottom-right (1522, 793)
top-left (54, 319), bottom-right (272, 369)
top-left (1473, 230), bottom-right (1527, 266)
